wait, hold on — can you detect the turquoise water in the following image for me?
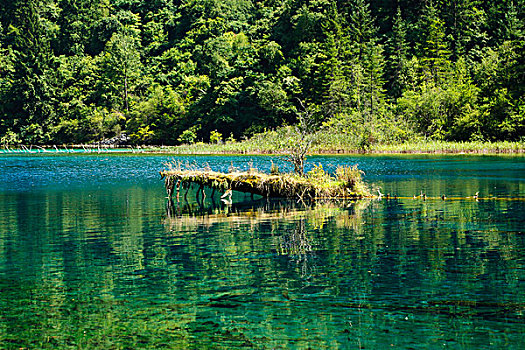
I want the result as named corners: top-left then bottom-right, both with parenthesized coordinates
top-left (0, 154), bottom-right (524, 349)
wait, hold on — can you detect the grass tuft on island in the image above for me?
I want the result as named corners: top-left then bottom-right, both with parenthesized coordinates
top-left (160, 163), bottom-right (370, 201)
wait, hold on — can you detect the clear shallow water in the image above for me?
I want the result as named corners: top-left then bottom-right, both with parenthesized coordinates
top-left (0, 154), bottom-right (524, 349)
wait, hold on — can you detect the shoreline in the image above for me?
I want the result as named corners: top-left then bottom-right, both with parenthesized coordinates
top-left (1, 140), bottom-right (524, 156)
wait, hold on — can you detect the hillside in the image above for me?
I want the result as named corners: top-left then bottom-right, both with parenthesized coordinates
top-left (0, 0), bottom-right (523, 146)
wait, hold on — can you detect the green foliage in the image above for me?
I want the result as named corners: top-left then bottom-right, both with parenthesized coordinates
top-left (226, 133), bottom-right (236, 143)
top-left (1, 130), bottom-right (21, 146)
top-left (178, 125), bottom-right (200, 145)
top-left (0, 0), bottom-right (523, 145)
top-left (126, 84), bottom-right (185, 144)
top-left (335, 165), bottom-right (364, 190)
top-left (307, 164), bottom-right (328, 181)
top-left (209, 130), bottom-right (222, 144)
top-left (132, 125), bottom-right (155, 144)
top-left (385, 7), bottom-right (410, 98)
top-left (417, 3), bottom-right (451, 84)
top-left (101, 28), bottom-right (142, 113)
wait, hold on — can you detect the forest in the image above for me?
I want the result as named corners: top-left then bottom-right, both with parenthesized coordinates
top-left (0, 0), bottom-right (523, 146)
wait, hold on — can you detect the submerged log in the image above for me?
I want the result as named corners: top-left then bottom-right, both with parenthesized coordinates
top-left (160, 169), bottom-right (370, 200)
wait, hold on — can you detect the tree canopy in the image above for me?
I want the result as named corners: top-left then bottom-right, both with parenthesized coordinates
top-left (1, 0), bottom-right (523, 145)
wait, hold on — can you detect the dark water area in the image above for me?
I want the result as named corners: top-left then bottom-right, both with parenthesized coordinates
top-left (0, 154), bottom-right (524, 349)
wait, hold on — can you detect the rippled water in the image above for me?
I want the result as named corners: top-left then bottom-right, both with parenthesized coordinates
top-left (0, 154), bottom-right (524, 349)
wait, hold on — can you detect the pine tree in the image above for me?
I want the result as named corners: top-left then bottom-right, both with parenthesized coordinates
top-left (345, 0), bottom-right (375, 58)
top-left (418, 2), bottom-right (451, 84)
top-left (99, 13), bottom-right (143, 118)
top-left (1, 0), bottom-right (59, 143)
top-left (320, 3), bottom-right (351, 117)
top-left (440, 0), bottom-right (488, 61)
top-left (363, 38), bottom-right (386, 121)
top-left (344, 0), bottom-right (386, 122)
top-left (385, 7), bottom-right (409, 99)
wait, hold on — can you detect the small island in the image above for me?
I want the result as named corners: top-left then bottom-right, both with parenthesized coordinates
top-left (161, 164), bottom-right (370, 201)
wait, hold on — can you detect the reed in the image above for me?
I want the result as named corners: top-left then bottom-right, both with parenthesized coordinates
top-left (369, 140), bottom-right (525, 154)
top-left (147, 132), bottom-right (525, 155)
top-left (2, 134), bottom-right (522, 155)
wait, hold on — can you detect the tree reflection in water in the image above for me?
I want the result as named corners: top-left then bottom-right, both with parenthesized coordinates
top-left (278, 218), bottom-right (313, 278)
top-left (164, 197), bottom-right (371, 281)
top-left (2, 186), bottom-right (523, 349)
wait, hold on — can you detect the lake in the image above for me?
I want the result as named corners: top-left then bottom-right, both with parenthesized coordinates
top-left (0, 154), bottom-right (524, 349)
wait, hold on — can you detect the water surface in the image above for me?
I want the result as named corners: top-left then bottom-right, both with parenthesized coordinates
top-left (0, 154), bottom-right (524, 349)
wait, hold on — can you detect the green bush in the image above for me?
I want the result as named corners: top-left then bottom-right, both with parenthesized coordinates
top-left (210, 130), bottom-right (223, 144)
top-left (178, 125), bottom-right (200, 144)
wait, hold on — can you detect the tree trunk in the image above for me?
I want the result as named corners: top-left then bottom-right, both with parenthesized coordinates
top-left (124, 71), bottom-right (129, 113)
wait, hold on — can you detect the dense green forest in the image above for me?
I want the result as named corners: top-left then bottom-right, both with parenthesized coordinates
top-left (0, 0), bottom-right (523, 145)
